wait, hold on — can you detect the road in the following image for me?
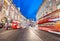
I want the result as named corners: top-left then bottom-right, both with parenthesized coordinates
top-left (0, 28), bottom-right (60, 41)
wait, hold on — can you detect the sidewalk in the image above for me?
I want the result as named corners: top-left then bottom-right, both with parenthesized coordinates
top-left (38, 26), bottom-right (60, 35)
top-left (0, 28), bottom-right (5, 33)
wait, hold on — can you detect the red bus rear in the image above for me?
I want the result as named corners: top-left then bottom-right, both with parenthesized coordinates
top-left (37, 9), bottom-right (60, 32)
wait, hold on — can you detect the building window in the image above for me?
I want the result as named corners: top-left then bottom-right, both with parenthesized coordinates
top-left (12, 12), bottom-right (14, 19)
top-left (5, 10), bottom-right (9, 16)
top-left (56, 0), bottom-right (58, 1)
top-left (15, 15), bottom-right (17, 20)
top-left (50, 8), bottom-right (53, 12)
top-left (49, 2), bottom-right (52, 6)
top-left (18, 16), bottom-right (20, 19)
top-left (57, 4), bottom-right (60, 9)
top-left (45, 12), bottom-right (48, 15)
top-left (49, 0), bottom-right (51, 2)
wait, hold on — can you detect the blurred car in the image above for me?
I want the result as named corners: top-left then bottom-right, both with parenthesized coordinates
top-left (0, 23), bottom-right (4, 28)
top-left (4, 22), bottom-right (12, 30)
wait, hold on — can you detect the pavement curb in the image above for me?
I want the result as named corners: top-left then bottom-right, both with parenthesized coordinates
top-left (48, 30), bottom-right (60, 35)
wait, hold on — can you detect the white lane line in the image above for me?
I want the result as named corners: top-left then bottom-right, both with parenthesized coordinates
top-left (48, 30), bottom-right (60, 35)
top-left (29, 29), bottom-right (43, 41)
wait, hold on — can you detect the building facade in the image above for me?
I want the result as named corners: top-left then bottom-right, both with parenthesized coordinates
top-left (36, 0), bottom-right (60, 21)
top-left (0, 0), bottom-right (26, 24)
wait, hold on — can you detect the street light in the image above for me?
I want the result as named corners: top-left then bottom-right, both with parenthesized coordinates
top-left (18, 7), bottom-right (20, 11)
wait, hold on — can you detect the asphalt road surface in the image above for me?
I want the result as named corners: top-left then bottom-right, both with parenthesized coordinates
top-left (0, 28), bottom-right (60, 41)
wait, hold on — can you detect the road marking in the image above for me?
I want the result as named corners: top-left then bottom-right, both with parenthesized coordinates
top-left (48, 30), bottom-right (60, 35)
top-left (29, 29), bottom-right (43, 41)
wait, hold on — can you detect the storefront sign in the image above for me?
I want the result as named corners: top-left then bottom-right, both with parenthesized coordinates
top-left (0, 0), bottom-right (4, 11)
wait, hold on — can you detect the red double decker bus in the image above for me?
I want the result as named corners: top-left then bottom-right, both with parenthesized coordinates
top-left (37, 9), bottom-right (60, 32)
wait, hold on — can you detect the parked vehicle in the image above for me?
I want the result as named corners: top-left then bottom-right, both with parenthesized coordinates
top-left (4, 22), bottom-right (12, 30)
top-left (0, 23), bottom-right (4, 28)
